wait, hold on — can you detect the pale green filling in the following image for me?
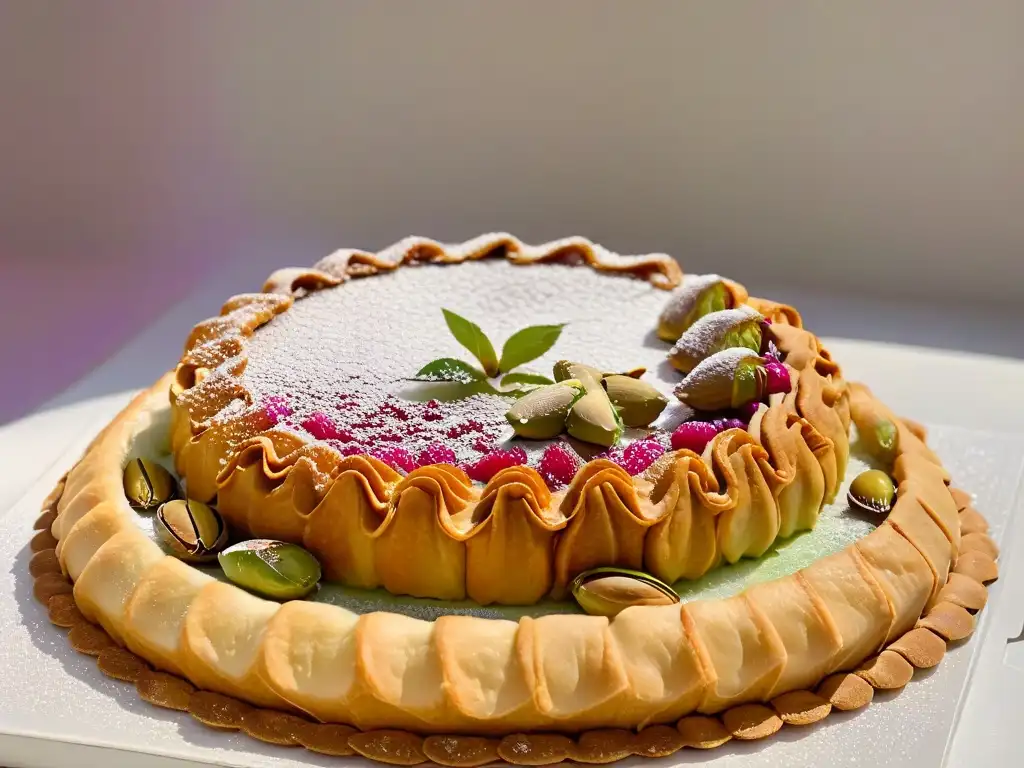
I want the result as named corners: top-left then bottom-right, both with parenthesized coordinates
top-left (720, 321), bottom-right (763, 357)
top-left (140, 431), bottom-right (878, 620)
top-left (684, 283), bottom-right (730, 329)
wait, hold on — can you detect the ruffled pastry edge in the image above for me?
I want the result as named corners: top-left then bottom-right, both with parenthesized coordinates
top-left (169, 234), bottom-right (851, 602)
top-left (36, 372), bottom-right (998, 761)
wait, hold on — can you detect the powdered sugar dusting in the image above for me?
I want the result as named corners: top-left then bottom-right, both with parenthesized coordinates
top-left (670, 306), bottom-right (762, 361)
top-left (658, 273), bottom-right (723, 334)
top-left (239, 261), bottom-right (680, 469)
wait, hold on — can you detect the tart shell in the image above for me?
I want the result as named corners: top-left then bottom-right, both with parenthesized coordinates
top-left (169, 234), bottom-right (851, 603)
top-left (39, 371), bottom-right (998, 758)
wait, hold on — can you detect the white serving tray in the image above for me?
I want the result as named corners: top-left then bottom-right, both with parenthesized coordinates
top-left (2, 344), bottom-right (1024, 768)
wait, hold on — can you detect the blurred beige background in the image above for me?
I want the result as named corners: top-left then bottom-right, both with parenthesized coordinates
top-left (1, 0), bottom-right (1023, 424)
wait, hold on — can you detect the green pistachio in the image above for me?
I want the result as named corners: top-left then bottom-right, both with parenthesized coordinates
top-left (669, 306), bottom-right (764, 374)
top-left (861, 418), bottom-right (900, 469)
top-left (674, 348), bottom-right (766, 411)
top-left (566, 388), bottom-right (623, 447)
top-left (123, 458), bottom-right (177, 511)
top-left (848, 470), bottom-right (896, 515)
top-left (218, 539), bottom-right (322, 601)
top-left (156, 499), bottom-right (228, 563)
top-left (657, 275), bottom-right (731, 342)
top-left (553, 360), bottom-right (603, 388)
top-left (571, 567), bottom-right (679, 617)
top-left (602, 375), bottom-right (668, 428)
top-left (506, 380), bottom-right (586, 439)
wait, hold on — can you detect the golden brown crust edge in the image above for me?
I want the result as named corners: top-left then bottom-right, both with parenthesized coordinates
top-left (169, 234), bottom-right (850, 603)
top-left (36, 369), bottom-right (998, 762)
top-left (32, 457), bottom-right (997, 764)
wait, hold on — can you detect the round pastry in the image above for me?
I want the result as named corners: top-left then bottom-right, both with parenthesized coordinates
top-left (32, 234), bottom-right (998, 764)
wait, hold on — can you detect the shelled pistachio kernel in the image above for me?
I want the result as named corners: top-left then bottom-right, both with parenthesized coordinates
top-left (505, 380), bottom-right (585, 439)
top-left (566, 387), bottom-right (623, 447)
top-left (848, 469), bottom-right (896, 515)
top-left (863, 417), bottom-right (900, 468)
top-left (123, 458), bottom-right (177, 510)
top-left (156, 499), bottom-right (229, 563)
top-left (571, 567), bottom-right (679, 617)
top-left (218, 539), bottom-right (322, 600)
top-left (602, 375), bottom-right (668, 427)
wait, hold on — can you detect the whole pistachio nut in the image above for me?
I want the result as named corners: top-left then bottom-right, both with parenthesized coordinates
top-left (506, 380), bottom-right (586, 439)
top-left (602, 375), bottom-right (668, 428)
top-left (571, 567), bottom-right (679, 617)
top-left (218, 539), bottom-right (322, 600)
top-left (848, 469), bottom-right (896, 515)
top-left (657, 274), bottom-right (733, 342)
top-left (123, 458), bottom-right (177, 511)
top-left (553, 360), bottom-right (603, 388)
top-left (156, 499), bottom-right (229, 563)
top-left (565, 387), bottom-right (623, 447)
top-left (673, 348), bottom-right (767, 411)
top-left (669, 306), bottom-right (764, 374)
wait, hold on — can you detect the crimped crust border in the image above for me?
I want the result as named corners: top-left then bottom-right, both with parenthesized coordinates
top-left (169, 234), bottom-right (852, 602)
top-left (31, 454), bottom-right (998, 764)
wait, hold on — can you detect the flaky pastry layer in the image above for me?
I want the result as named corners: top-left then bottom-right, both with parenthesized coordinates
top-left (46, 363), bottom-right (995, 739)
top-left (167, 234), bottom-right (853, 603)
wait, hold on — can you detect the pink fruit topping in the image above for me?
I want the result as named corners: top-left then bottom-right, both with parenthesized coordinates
top-left (713, 418), bottom-right (746, 432)
top-left (670, 421), bottom-right (719, 453)
top-left (538, 443), bottom-right (581, 488)
top-left (300, 411), bottom-right (352, 442)
top-left (764, 358), bottom-right (792, 395)
top-left (370, 446), bottom-right (417, 473)
top-left (417, 443), bottom-right (457, 467)
top-left (262, 395), bottom-right (293, 426)
top-left (737, 401), bottom-right (761, 422)
top-left (618, 439), bottom-right (666, 475)
top-left (464, 447), bottom-right (528, 483)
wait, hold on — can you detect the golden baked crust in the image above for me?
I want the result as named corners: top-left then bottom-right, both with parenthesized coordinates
top-left (34, 387), bottom-right (997, 762)
top-left (35, 234), bottom-right (999, 758)
top-left (168, 235), bottom-right (850, 603)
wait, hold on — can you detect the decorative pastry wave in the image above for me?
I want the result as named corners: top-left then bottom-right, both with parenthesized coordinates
top-left (166, 235), bottom-right (855, 603)
top-left (43, 375), bottom-right (997, 745)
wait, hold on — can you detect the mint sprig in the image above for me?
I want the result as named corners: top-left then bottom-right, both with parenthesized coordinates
top-left (499, 324), bottom-right (565, 374)
top-left (413, 310), bottom-right (565, 394)
top-left (442, 309), bottom-right (499, 378)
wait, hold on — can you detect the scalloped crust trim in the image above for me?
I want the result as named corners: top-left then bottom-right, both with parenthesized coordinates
top-left (167, 237), bottom-right (850, 603)
top-left (44, 369), bottom-right (998, 750)
top-left (34, 412), bottom-right (997, 763)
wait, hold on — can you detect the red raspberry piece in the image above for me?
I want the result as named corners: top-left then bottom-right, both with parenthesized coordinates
top-left (471, 438), bottom-right (492, 453)
top-left (300, 411), bottom-right (350, 441)
top-left (764, 358), bottom-right (792, 396)
top-left (464, 447), bottom-right (527, 483)
top-left (370, 446), bottom-right (417, 473)
top-left (417, 444), bottom-right (457, 467)
top-left (423, 411), bottom-right (443, 422)
top-left (377, 432), bottom-right (403, 442)
top-left (262, 395), bottom-right (292, 426)
top-left (670, 421), bottom-right (719, 453)
top-left (617, 439), bottom-right (666, 475)
top-left (538, 443), bottom-right (581, 489)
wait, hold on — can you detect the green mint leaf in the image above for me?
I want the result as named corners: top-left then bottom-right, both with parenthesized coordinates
top-left (442, 309), bottom-right (499, 377)
top-left (500, 372), bottom-right (555, 388)
top-left (497, 324), bottom-right (565, 374)
top-left (412, 358), bottom-right (485, 384)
